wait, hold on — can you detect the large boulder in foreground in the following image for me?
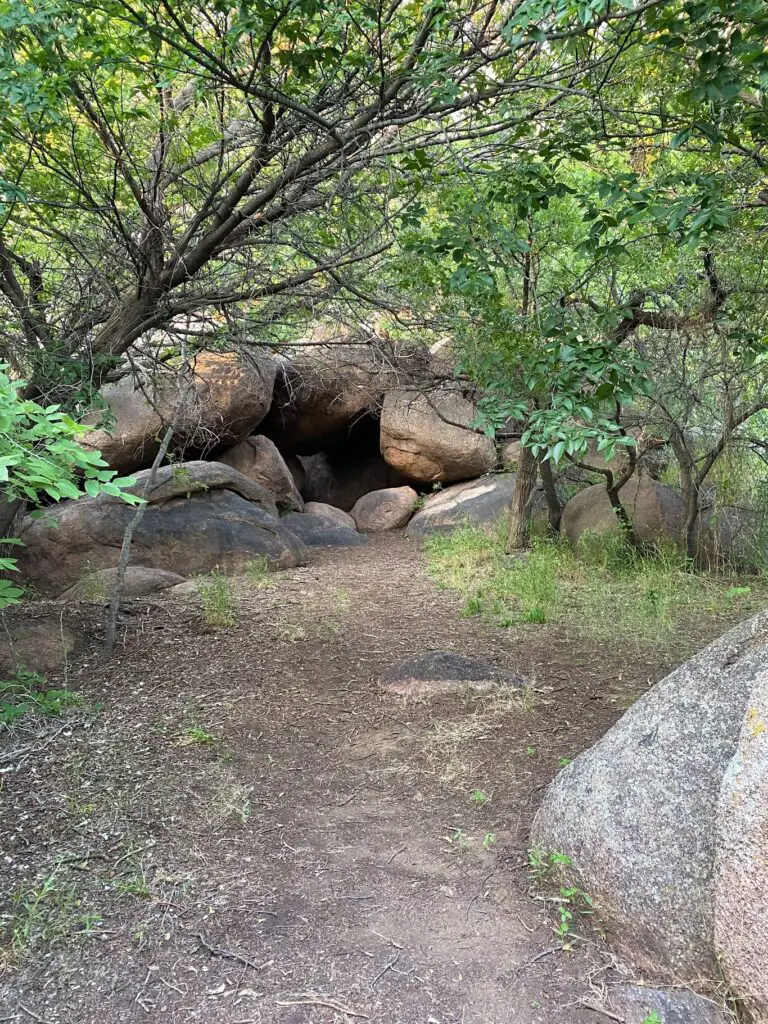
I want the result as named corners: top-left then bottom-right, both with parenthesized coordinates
top-left (380, 388), bottom-right (496, 485)
top-left (219, 435), bottom-right (303, 511)
top-left (530, 610), bottom-right (768, 982)
top-left (80, 351), bottom-right (277, 473)
top-left (560, 474), bottom-right (683, 550)
top-left (351, 486), bottom-right (418, 532)
top-left (405, 474), bottom-right (515, 537)
top-left (16, 462), bottom-right (306, 595)
top-left (601, 985), bottom-right (728, 1024)
top-left (715, 668), bottom-right (768, 1022)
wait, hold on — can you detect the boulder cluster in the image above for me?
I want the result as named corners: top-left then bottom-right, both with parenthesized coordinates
top-left (13, 337), bottom-right (748, 595)
top-left (16, 342), bottom-right (509, 596)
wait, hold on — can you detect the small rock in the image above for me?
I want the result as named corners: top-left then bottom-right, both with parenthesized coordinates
top-left (219, 435), bottom-right (303, 512)
top-left (405, 474), bottom-right (516, 537)
top-left (0, 617), bottom-right (87, 677)
top-left (351, 486), bottom-right (418, 532)
top-left (303, 502), bottom-right (357, 530)
top-left (59, 567), bottom-right (185, 603)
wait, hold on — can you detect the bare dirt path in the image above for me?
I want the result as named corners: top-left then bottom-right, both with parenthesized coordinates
top-left (1, 535), bottom-right (684, 1024)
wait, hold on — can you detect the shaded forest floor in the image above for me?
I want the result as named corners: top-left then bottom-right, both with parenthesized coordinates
top-left (0, 534), bottom-right (739, 1023)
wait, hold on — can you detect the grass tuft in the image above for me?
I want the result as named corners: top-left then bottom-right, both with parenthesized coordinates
top-left (196, 569), bottom-right (236, 627)
top-left (1, 862), bottom-right (100, 959)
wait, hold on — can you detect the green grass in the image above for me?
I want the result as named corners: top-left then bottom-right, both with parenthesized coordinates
top-left (243, 556), bottom-right (275, 588)
top-left (0, 669), bottom-right (84, 725)
top-left (424, 525), bottom-right (766, 650)
top-left (181, 724), bottom-right (218, 746)
top-left (196, 569), bottom-right (236, 627)
top-left (1, 862), bottom-right (100, 959)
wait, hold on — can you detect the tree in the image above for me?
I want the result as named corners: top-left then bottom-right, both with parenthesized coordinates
top-left (0, 0), bottom-right (689, 404)
top-left (388, 0), bottom-right (768, 551)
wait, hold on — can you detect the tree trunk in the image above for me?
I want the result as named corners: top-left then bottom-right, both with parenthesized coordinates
top-left (606, 483), bottom-right (635, 546)
top-left (0, 497), bottom-right (23, 539)
top-left (538, 457), bottom-right (562, 536)
top-left (684, 480), bottom-right (701, 562)
top-left (506, 444), bottom-right (538, 552)
top-left (671, 436), bottom-right (697, 561)
top-left (102, 426), bottom-right (174, 657)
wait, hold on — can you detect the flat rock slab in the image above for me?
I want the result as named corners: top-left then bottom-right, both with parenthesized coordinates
top-left (0, 617), bottom-right (87, 678)
top-left (59, 566), bottom-right (185, 603)
top-left (603, 984), bottom-right (729, 1024)
top-left (380, 650), bottom-right (524, 696)
top-left (406, 474), bottom-right (516, 537)
top-left (281, 512), bottom-right (368, 548)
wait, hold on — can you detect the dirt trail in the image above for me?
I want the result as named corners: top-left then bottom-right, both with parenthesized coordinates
top-left (1, 535), bottom-right (678, 1023)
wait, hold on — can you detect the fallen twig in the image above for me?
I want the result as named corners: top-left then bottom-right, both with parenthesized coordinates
top-left (276, 995), bottom-right (369, 1019)
top-left (196, 933), bottom-right (271, 972)
top-left (370, 951), bottom-right (400, 987)
top-left (578, 1000), bottom-right (626, 1023)
top-left (516, 946), bottom-right (562, 974)
top-left (17, 1005), bottom-right (52, 1024)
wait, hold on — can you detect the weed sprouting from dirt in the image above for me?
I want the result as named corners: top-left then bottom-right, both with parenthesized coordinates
top-left (181, 724), bottom-right (218, 746)
top-left (196, 569), bottom-right (236, 627)
top-left (75, 569), bottom-right (109, 602)
top-left (0, 669), bottom-right (84, 725)
top-left (1, 862), bottom-right (100, 960)
top-left (527, 849), bottom-right (597, 945)
top-left (424, 525), bottom-right (766, 650)
top-left (243, 556), bottom-right (275, 588)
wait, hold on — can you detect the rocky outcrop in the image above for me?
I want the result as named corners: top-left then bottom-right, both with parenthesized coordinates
top-left (219, 435), bottom-right (303, 511)
top-left (405, 474), bottom-right (516, 537)
top-left (280, 512), bottom-right (367, 548)
top-left (380, 388), bottom-right (496, 484)
top-left (300, 449), bottom-right (408, 512)
top-left (261, 333), bottom-right (392, 454)
top-left (715, 668), bottom-right (768, 1023)
top-left (530, 610), bottom-right (768, 982)
top-left (80, 351), bottom-right (277, 473)
top-left (79, 376), bottom-right (168, 475)
top-left (351, 486), bottom-right (418, 532)
top-left (600, 985), bottom-right (728, 1024)
top-left (16, 461), bottom-right (306, 595)
top-left (59, 566), bottom-right (185, 602)
top-left (302, 502), bottom-right (357, 530)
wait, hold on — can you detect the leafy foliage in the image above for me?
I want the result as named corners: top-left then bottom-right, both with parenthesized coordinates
top-left (0, 363), bottom-right (141, 608)
top-left (0, 668), bottom-right (83, 724)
